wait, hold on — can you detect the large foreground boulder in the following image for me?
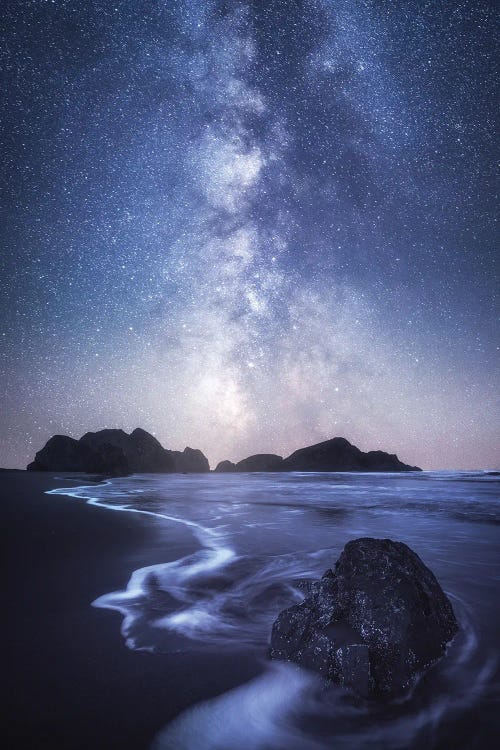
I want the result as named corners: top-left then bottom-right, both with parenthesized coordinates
top-left (270, 538), bottom-right (458, 698)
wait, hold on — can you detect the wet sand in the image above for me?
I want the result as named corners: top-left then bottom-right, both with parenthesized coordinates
top-left (2, 471), bottom-right (260, 750)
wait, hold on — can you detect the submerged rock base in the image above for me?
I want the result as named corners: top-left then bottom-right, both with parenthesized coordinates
top-left (270, 537), bottom-right (458, 699)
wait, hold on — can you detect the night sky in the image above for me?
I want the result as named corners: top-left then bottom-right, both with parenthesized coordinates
top-left (1, 0), bottom-right (498, 470)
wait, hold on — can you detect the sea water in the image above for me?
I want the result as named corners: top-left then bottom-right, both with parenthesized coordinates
top-left (50, 471), bottom-right (500, 749)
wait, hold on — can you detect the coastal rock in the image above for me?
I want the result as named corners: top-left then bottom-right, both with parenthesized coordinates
top-left (214, 460), bottom-right (237, 472)
top-left (235, 454), bottom-right (284, 472)
top-left (270, 538), bottom-right (458, 698)
top-left (27, 428), bottom-right (209, 475)
top-left (281, 437), bottom-right (420, 472)
top-left (27, 435), bottom-right (97, 473)
top-left (172, 447), bottom-right (210, 473)
top-left (129, 428), bottom-right (176, 472)
top-left (80, 428), bottom-right (174, 473)
top-left (89, 442), bottom-right (131, 475)
top-left (215, 437), bottom-right (420, 473)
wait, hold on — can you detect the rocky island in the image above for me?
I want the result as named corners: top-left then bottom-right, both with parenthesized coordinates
top-left (215, 437), bottom-right (421, 473)
top-left (27, 432), bottom-right (421, 475)
top-left (27, 428), bottom-right (210, 475)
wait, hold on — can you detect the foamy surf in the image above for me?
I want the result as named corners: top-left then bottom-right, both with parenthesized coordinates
top-left (151, 663), bottom-right (324, 750)
top-left (47, 471), bottom-right (500, 749)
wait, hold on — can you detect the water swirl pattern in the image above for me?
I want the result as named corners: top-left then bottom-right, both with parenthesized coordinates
top-left (49, 470), bottom-right (500, 749)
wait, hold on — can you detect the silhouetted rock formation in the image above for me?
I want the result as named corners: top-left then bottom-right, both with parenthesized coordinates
top-left (214, 437), bottom-right (420, 473)
top-left (172, 447), bottom-right (210, 473)
top-left (214, 460), bottom-right (237, 473)
top-left (270, 538), bottom-right (458, 698)
top-left (90, 441), bottom-right (131, 475)
top-left (235, 454), bottom-right (284, 472)
top-left (27, 435), bottom-right (97, 473)
top-left (281, 437), bottom-right (420, 472)
top-left (80, 428), bottom-right (174, 473)
top-left (27, 429), bottom-right (209, 475)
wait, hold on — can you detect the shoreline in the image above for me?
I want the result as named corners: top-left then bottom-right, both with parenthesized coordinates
top-left (2, 471), bottom-right (260, 750)
top-left (3, 469), bottom-right (499, 750)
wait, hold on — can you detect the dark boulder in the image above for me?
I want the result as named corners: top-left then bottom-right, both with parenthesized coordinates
top-left (172, 447), bottom-right (210, 473)
top-left (270, 538), bottom-right (458, 698)
top-left (214, 460), bottom-right (237, 473)
top-left (281, 437), bottom-right (420, 472)
top-left (235, 454), bottom-right (284, 472)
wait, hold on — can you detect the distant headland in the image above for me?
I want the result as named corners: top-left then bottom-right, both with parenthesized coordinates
top-left (27, 429), bottom-right (421, 475)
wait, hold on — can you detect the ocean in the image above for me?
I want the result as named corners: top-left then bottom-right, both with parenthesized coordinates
top-left (50, 470), bottom-right (500, 749)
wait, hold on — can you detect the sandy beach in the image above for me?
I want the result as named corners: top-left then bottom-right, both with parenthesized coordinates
top-left (2, 471), bottom-right (259, 750)
top-left (3, 469), bottom-right (499, 750)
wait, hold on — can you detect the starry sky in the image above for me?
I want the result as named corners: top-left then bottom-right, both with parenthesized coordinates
top-left (1, 0), bottom-right (498, 470)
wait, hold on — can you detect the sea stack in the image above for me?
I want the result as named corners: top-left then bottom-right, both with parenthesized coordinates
top-left (27, 428), bottom-right (210, 475)
top-left (214, 437), bottom-right (421, 473)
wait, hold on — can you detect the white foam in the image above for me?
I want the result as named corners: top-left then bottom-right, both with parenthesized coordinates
top-left (47, 475), bottom-right (498, 750)
top-left (48, 480), bottom-right (238, 643)
top-left (159, 607), bottom-right (232, 637)
top-left (151, 663), bottom-right (323, 750)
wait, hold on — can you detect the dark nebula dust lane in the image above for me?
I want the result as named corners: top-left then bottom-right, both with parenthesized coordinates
top-left (1, 1), bottom-right (498, 470)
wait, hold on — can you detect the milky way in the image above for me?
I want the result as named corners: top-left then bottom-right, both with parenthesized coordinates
top-left (1, 1), bottom-right (498, 469)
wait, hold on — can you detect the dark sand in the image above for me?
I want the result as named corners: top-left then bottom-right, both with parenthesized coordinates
top-left (2, 471), bottom-right (260, 750)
